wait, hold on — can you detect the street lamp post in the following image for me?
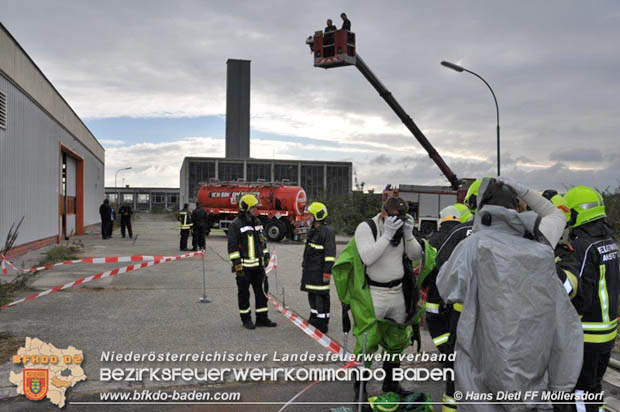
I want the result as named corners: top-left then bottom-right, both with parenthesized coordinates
top-left (441, 61), bottom-right (500, 176)
top-left (115, 167), bottom-right (132, 189)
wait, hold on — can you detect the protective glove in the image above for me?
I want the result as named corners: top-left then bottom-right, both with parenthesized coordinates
top-left (263, 276), bottom-right (269, 294)
top-left (496, 176), bottom-right (529, 198)
top-left (382, 216), bottom-right (404, 241)
top-left (403, 214), bottom-right (415, 240)
top-left (342, 304), bottom-right (351, 334)
top-left (411, 323), bottom-right (422, 352)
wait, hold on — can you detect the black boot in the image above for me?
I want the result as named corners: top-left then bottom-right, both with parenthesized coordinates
top-left (317, 318), bottom-right (328, 334)
top-left (241, 314), bottom-right (255, 330)
top-left (382, 361), bottom-right (412, 395)
top-left (353, 379), bottom-right (371, 412)
top-left (255, 315), bottom-right (277, 327)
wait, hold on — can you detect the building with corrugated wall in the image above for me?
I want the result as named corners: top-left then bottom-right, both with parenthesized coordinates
top-left (0, 23), bottom-right (105, 257)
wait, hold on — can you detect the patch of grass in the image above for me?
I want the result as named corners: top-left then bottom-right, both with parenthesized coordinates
top-left (38, 245), bottom-right (80, 266)
top-left (0, 245), bottom-right (83, 306)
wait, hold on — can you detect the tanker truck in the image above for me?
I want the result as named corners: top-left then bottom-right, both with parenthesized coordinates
top-left (196, 182), bottom-right (313, 242)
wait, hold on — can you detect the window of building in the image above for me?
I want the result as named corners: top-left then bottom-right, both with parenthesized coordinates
top-left (122, 193), bottom-right (134, 203)
top-left (0, 90), bottom-right (7, 130)
top-left (138, 194), bottom-right (150, 203)
top-left (106, 193), bottom-right (119, 203)
top-left (168, 194), bottom-right (177, 204)
top-left (189, 161), bottom-right (216, 200)
top-left (247, 163), bottom-right (271, 182)
top-left (274, 164), bottom-right (298, 183)
top-left (326, 166), bottom-right (350, 196)
top-left (301, 165), bottom-right (324, 200)
top-left (218, 162), bottom-right (244, 182)
top-left (152, 193), bottom-right (166, 203)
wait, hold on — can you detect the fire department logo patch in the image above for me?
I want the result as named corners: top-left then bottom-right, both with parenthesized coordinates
top-left (23, 369), bottom-right (48, 401)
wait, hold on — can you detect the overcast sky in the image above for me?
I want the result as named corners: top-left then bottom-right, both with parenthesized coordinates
top-left (3, 1), bottom-right (619, 192)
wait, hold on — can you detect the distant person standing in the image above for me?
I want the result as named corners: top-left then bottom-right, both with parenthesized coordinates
top-left (99, 199), bottom-right (111, 239)
top-left (119, 202), bottom-right (133, 239)
top-left (340, 12), bottom-right (351, 31)
top-left (108, 207), bottom-right (115, 238)
top-left (192, 201), bottom-right (207, 251)
top-left (178, 203), bottom-right (193, 251)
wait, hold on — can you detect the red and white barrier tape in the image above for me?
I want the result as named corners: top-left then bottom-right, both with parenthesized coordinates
top-left (0, 254), bottom-right (175, 275)
top-left (267, 294), bottom-right (348, 356)
top-left (0, 251), bottom-right (204, 310)
top-left (265, 252), bottom-right (278, 274)
top-left (266, 294), bottom-right (358, 412)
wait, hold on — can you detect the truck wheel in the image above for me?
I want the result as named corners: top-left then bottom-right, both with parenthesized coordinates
top-left (265, 220), bottom-right (285, 242)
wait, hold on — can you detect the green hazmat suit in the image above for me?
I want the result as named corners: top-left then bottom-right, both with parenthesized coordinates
top-left (332, 237), bottom-right (436, 357)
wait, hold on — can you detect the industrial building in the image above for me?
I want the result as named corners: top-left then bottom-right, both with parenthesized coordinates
top-left (180, 59), bottom-right (352, 206)
top-left (105, 187), bottom-right (179, 212)
top-left (0, 24), bottom-right (105, 256)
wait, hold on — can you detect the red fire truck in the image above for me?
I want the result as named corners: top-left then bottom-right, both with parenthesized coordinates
top-left (196, 182), bottom-right (313, 242)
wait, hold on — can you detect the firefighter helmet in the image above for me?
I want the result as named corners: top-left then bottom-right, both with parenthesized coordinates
top-left (464, 178), bottom-right (482, 211)
top-left (550, 194), bottom-right (571, 222)
top-left (564, 186), bottom-right (606, 228)
top-left (439, 203), bottom-right (472, 226)
top-left (453, 203), bottom-right (473, 223)
top-left (307, 202), bottom-right (328, 221)
top-left (239, 194), bottom-right (259, 212)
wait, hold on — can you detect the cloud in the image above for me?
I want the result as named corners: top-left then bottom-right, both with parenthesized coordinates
top-left (3, 0), bottom-right (620, 192)
top-left (99, 139), bottom-right (126, 147)
top-left (549, 148), bottom-right (603, 163)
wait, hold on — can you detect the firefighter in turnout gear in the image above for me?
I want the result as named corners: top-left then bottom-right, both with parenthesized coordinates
top-left (423, 203), bottom-right (473, 412)
top-left (178, 203), bottom-right (193, 251)
top-left (301, 202), bottom-right (336, 334)
top-left (542, 191), bottom-right (580, 304)
top-left (227, 194), bottom-right (277, 330)
top-left (562, 186), bottom-right (619, 412)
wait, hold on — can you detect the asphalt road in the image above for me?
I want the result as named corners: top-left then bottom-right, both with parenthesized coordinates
top-left (0, 213), bottom-right (442, 411)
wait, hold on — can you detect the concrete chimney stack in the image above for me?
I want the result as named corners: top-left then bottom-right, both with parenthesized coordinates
top-left (225, 59), bottom-right (251, 159)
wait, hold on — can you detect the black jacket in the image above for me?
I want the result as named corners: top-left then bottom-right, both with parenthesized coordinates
top-left (564, 220), bottom-right (619, 352)
top-left (191, 208), bottom-right (208, 229)
top-left (99, 204), bottom-right (111, 222)
top-left (119, 205), bottom-right (133, 219)
top-left (424, 221), bottom-right (473, 313)
top-left (227, 212), bottom-right (270, 270)
top-left (301, 224), bottom-right (336, 293)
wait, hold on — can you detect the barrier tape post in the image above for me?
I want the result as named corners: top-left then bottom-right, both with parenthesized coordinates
top-left (272, 249), bottom-right (279, 299)
top-left (199, 249), bottom-right (211, 303)
top-left (358, 332), bottom-right (368, 412)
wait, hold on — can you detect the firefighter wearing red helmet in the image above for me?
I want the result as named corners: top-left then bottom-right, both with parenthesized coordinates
top-left (301, 202), bottom-right (336, 333)
top-left (227, 194), bottom-right (277, 330)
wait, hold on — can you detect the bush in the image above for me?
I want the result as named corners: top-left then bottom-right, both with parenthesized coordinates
top-left (322, 191), bottom-right (383, 235)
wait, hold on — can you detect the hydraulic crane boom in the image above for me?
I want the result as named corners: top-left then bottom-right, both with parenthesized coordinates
top-left (307, 29), bottom-right (461, 190)
top-left (354, 55), bottom-right (460, 190)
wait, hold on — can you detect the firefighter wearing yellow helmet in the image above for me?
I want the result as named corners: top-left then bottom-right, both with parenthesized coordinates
top-left (561, 186), bottom-right (618, 412)
top-left (301, 201), bottom-right (336, 333)
top-left (541, 190), bottom-right (580, 304)
top-left (227, 194), bottom-right (277, 329)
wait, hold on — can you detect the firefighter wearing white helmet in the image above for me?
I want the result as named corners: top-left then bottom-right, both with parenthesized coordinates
top-left (227, 194), bottom-right (277, 329)
top-left (422, 203), bottom-right (472, 412)
top-left (301, 202), bottom-right (336, 333)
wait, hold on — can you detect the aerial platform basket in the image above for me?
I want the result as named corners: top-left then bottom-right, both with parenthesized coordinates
top-left (306, 29), bottom-right (356, 68)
